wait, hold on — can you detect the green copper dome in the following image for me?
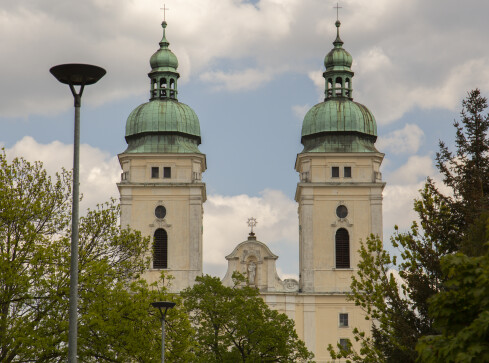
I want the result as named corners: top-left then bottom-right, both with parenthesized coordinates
top-left (149, 21), bottom-right (179, 71)
top-left (324, 21), bottom-right (352, 70)
top-left (123, 21), bottom-right (202, 154)
top-left (301, 99), bottom-right (377, 152)
top-left (150, 47), bottom-right (178, 71)
top-left (125, 99), bottom-right (201, 152)
top-left (324, 47), bottom-right (352, 70)
top-left (301, 21), bottom-right (378, 153)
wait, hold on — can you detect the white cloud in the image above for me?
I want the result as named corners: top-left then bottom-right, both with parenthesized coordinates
top-left (382, 154), bottom-right (448, 235)
top-left (203, 189), bottom-right (298, 276)
top-left (277, 267), bottom-right (299, 282)
top-left (387, 155), bottom-right (435, 185)
top-left (356, 47), bottom-right (393, 74)
top-left (292, 104), bottom-right (310, 120)
top-left (308, 70), bottom-right (324, 102)
top-left (5, 136), bottom-right (120, 212)
top-left (377, 124), bottom-right (425, 155)
top-left (2, 0), bottom-right (489, 122)
top-left (356, 56), bottom-right (489, 124)
top-left (200, 68), bottom-right (276, 92)
top-left (383, 182), bottom-right (423, 232)
top-left (382, 154), bottom-right (436, 233)
top-left (0, 0), bottom-right (301, 116)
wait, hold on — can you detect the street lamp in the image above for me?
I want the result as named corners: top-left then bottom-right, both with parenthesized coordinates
top-left (50, 63), bottom-right (106, 363)
top-left (151, 301), bottom-right (176, 363)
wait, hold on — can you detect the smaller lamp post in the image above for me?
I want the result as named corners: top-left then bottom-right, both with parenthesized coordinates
top-left (151, 301), bottom-right (176, 363)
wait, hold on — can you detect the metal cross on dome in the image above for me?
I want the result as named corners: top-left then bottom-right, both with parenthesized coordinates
top-left (247, 217), bottom-right (257, 233)
top-left (334, 2), bottom-right (342, 21)
top-left (161, 3), bottom-right (169, 21)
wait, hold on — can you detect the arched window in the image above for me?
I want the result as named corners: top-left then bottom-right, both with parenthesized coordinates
top-left (335, 228), bottom-right (350, 268)
top-left (153, 228), bottom-right (168, 269)
top-left (159, 78), bottom-right (167, 98)
top-left (335, 77), bottom-right (343, 96)
top-left (327, 78), bottom-right (333, 97)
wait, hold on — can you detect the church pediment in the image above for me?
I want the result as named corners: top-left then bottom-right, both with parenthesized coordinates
top-left (222, 234), bottom-right (298, 293)
top-left (225, 238), bottom-right (278, 263)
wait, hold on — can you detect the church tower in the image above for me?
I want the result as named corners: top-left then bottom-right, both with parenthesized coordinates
top-left (295, 20), bottom-right (385, 293)
top-left (118, 20), bottom-right (206, 292)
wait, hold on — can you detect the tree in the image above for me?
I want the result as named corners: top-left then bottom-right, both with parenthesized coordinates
top-left (416, 247), bottom-right (489, 362)
top-left (181, 273), bottom-right (314, 363)
top-left (436, 88), bottom-right (489, 255)
top-left (0, 152), bottom-right (193, 362)
top-left (328, 89), bottom-right (489, 362)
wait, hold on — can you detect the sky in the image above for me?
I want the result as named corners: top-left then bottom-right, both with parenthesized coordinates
top-left (1, 0), bottom-right (489, 278)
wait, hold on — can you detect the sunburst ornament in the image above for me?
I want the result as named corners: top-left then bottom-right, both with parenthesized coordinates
top-left (247, 217), bottom-right (257, 234)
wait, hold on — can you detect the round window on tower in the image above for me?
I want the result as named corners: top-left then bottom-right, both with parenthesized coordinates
top-left (155, 205), bottom-right (166, 219)
top-left (336, 205), bottom-right (348, 219)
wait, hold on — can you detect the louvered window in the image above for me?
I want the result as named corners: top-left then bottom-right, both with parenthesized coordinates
top-left (153, 229), bottom-right (168, 269)
top-left (335, 228), bottom-right (350, 268)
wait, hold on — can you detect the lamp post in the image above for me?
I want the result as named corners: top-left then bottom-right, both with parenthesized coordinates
top-left (50, 63), bottom-right (106, 363)
top-left (151, 301), bottom-right (176, 363)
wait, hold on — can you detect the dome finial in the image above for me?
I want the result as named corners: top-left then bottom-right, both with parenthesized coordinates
top-left (159, 4), bottom-right (170, 48)
top-left (333, 2), bottom-right (343, 47)
top-left (333, 20), bottom-right (343, 47)
top-left (159, 21), bottom-right (170, 48)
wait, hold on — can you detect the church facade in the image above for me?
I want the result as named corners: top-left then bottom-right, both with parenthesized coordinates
top-left (118, 17), bottom-right (384, 362)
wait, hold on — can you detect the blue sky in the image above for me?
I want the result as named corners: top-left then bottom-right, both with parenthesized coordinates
top-left (1, 0), bottom-right (488, 277)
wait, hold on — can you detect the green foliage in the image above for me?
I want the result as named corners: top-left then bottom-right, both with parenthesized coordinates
top-left (329, 89), bottom-right (489, 362)
top-left (416, 249), bottom-right (489, 362)
top-left (328, 231), bottom-right (432, 363)
top-left (181, 272), bottom-right (314, 363)
top-left (436, 88), bottom-right (489, 255)
top-left (460, 211), bottom-right (489, 257)
top-left (0, 151), bottom-right (193, 362)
